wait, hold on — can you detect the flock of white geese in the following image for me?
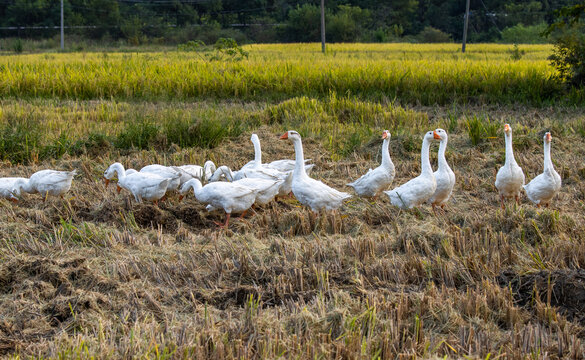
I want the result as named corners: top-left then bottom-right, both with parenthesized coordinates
top-left (0, 124), bottom-right (562, 227)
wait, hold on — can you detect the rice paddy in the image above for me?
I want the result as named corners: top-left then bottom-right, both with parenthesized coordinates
top-left (0, 43), bottom-right (581, 105)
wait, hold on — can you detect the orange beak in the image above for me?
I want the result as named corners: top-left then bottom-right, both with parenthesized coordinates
top-left (10, 198), bottom-right (18, 203)
top-left (178, 195), bottom-right (184, 201)
top-left (546, 133), bottom-right (552, 142)
top-left (382, 132), bottom-right (388, 139)
top-left (104, 178), bottom-right (110, 187)
top-left (116, 185), bottom-right (122, 194)
top-left (504, 124), bottom-right (511, 132)
top-left (279, 132), bottom-right (289, 140)
top-left (433, 131), bottom-right (441, 140)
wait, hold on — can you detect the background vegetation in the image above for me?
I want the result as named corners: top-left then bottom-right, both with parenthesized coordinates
top-left (0, 0), bottom-right (583, 45)
top-left (1, 43), bottom-right (582, 105)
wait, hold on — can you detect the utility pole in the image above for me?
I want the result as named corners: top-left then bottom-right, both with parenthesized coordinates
top-left (60, 0), bottom-right (64, 50)
top-left (320, 0), bottom-right (325, 53)
top-left (461, 0), bottom-right (470, 53)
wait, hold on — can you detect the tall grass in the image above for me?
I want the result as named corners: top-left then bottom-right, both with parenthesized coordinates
top-left (0, 44), bottom-right (580, 105)
top-left (0, 97), bottom-right (584, 164)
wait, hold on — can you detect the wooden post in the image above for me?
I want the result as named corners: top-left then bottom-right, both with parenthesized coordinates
top-left (462, 0), bottom-right (470, 53)
top-left (320, 0), bottom-right (326, 53)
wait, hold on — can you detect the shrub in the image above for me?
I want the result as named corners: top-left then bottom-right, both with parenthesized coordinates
top-left (416, 27), bottom-right (451, 43)
top-left (327, 5), bottom-right (372, 43)
top-left (500, 23), bottom-right (548, 44)
top-left (282, 4), bottom-right (321, 42)
top-left (549, 29), bottom-right (585, 87)
top-left (546, 4), bottom-right (585, 88)
top-left (509, 44), bottom-right (526, 61)
top-left (12, 38), bottom-right (23, 53)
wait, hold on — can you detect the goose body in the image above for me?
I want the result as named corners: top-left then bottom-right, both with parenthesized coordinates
top-left (385, 131), bottom-right (439, 209)
top-left (139, 165), bottom-right (183, 191)
top-left (428, 129), bottom-right (456, 208)
top-left (208, 166), bottom-right (283, 205)
top-left (280, 130), bottom-right (351, 212)
top-left (104, 163), bottom-right (170, 204)
top-left (180, 179), bottom-right (258, 227)
top-left (12, 170), bottom-right (77, 199)
top-left (347, 130), bottom-right (395, 197)
top-left (242, 133), bottom-right (313, 174)
top-left (178, 161), bottom-right (216, 184)
top-left (495, 124), bottom-right (525, 208)
top-left (523, 132), bottom-right (561, 207)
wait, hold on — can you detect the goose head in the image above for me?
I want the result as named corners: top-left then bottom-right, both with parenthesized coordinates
top-left (251, 133), bottom-right (260, 143)
top-left (434, 128), bottom-right (448, 141)
top-left (279, 130), bottom-right (301, 141)
top-left (544, 132), bottom-right (552, 143)
top-left (504, 123), bottom-right (512, 137)
top-left (103, 162), bottom-right (122, 187)
top-left (424, 130), bottom-right (440, 142)
top-left (382, 130), bottom-right (391, 139)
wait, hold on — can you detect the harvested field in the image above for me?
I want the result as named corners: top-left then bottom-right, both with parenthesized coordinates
top-left (0, 101), bottom-right (584, 358)
top-left (0, 44), bottom-right (585, 358)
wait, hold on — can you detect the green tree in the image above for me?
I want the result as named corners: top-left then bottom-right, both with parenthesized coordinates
top-left (547, 4), bottom-right (585, 87)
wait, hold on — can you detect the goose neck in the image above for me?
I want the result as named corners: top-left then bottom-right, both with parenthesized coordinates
top-left (437, 139), bottom-right (448, 169)
top-left (543, 141), bottom-right (553, 172)
top-left (253, 137), bottom-right (262, 165)
top-left (381, 137), bottom-right (392, 168)
top-left (292, 137), bottom-right (307, 177)
top-left (504, 133), bottom-right (516, 166)
top-left (112, 163), bottom-right (127, 180)
top-left (420, 137), bottom-right (433, 175)
top-left (13, 178), bottom-right (33, 194)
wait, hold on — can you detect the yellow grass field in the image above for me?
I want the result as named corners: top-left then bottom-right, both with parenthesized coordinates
top-left (0, 43), bottom-right (578, 104)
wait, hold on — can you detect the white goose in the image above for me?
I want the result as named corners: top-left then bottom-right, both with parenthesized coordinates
top-left (0, 177), bottom-right (27, 202)
top-left (242, 133), bottom-right (312, 173)
top-left (384, 131), bottom-right (439, 209)
top-left (347, 130), bottom-right (395, 197)
top-left (12, 170), bottom-right (77, 200)
top-left (207, 166), bottom-right (283, 205)
top-left (523, 132), bottom-right (561, 208)
top-left (178, 161), bottom-right (216, 184)
top-left (428, 128), bottom-right (456, 210)
top-left (179, 179), bottom-right (258, 227)
top-left (139, 165), bottom-right (183, 191)
top-left (495, 124), bottom-right (525, 208)
top-left (280, 130), bottom-right (351, 212)
top-left (104, 163), bottom-right (170, 205)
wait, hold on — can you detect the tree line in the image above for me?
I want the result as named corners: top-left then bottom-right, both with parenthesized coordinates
top-left (0, 0), bottom-right (582, 44)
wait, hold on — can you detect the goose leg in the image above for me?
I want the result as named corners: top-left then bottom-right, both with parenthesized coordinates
top-left (223, 213), bottom-right (231, 228)
top-left (500, 195), bottom-right (505, 210)
top-left (515, 194), bottom-right (520, 205)
top-left (153, 200), bottom-right (159, 207)
top-left (214, 213), bottom-right (231, 228)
